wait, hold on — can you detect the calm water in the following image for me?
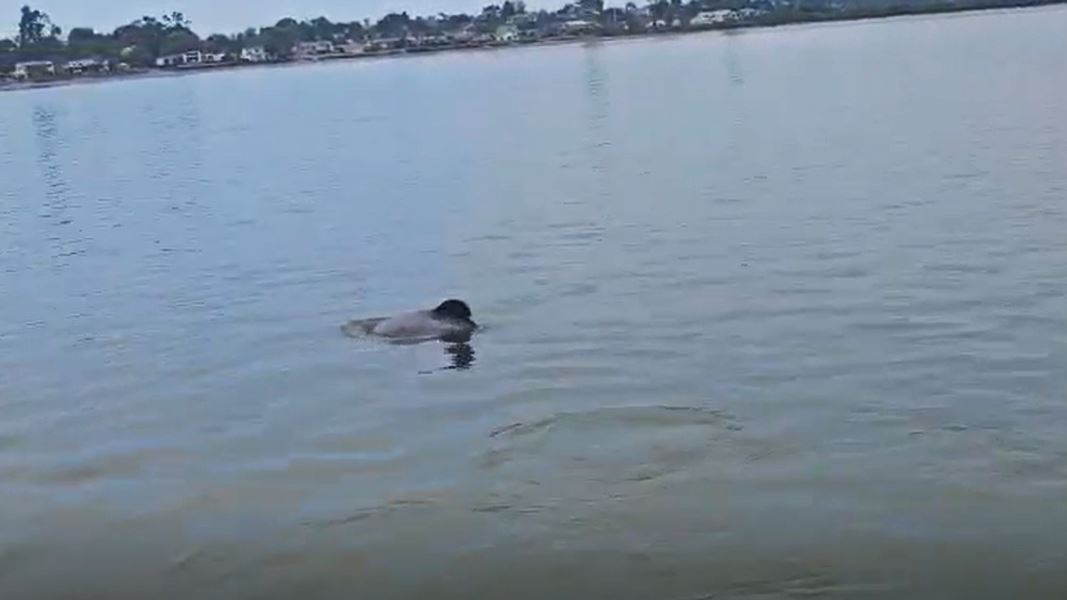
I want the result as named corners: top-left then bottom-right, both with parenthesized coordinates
top-left (2, 7), bottom-right (1067, 599)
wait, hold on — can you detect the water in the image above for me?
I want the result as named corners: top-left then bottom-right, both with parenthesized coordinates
top-left (2, 7), bottom-right (1067, 598)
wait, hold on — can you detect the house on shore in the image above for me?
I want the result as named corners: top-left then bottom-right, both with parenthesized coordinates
top-left (240, 46), bottom-right (271, 63)
top-left (336, 40), bottom-right (366, 55)
top-left (14, 61), bottom-right (56, 80)
top-left (64, 58), bottom-right (109, 75)
top-left (293, 41), bottom-right (336, 60)
top-left (156, 50), bottom-right (203, 68)
top-left (690, 9), bottom-right (766, 27)
top-left (495, 25), bottom-right (520, 43)
top-left (202, 52), bottom-right (228, 64)
top-left (364, 37), bottom-right (404, 53)
top-left (691, 10), bottom-right (734, 27)
top-left (560, 20), bottom-right (599, 35)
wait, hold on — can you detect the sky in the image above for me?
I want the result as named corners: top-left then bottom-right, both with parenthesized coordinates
top-left (1, 0), bottom-right (560, 37)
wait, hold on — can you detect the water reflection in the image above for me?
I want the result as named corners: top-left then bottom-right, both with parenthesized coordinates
top-left (3, 8), bottom-right (1067, 598)
top-left (444, 342), bottom-right (475, 370)
top-left (32, 104), bottom-right (69, 213)
top-left (418, 342), bottom-right (476, 374)
top-left (723, 32), bottom-right (745, 87)
top-left (582, 43), bottom-right (613, 201)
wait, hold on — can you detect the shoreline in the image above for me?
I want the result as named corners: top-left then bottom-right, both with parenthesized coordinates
top-left (2, 2), bottom-right (1063, 94)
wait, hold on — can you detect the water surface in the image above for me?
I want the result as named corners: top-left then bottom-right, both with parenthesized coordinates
top-left (2, 7), bottom-right (1067, 599)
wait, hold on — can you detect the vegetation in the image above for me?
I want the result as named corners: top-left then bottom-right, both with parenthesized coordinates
top-left (2, 0), bottom-right (1064, 78)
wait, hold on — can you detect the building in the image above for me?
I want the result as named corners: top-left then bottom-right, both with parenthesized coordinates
top-left (156, 50), bottom-right (203, 68)
top-left (202, 52), bottom-right (228, 64)
top-left (690, 10), bottom-right (737, 27)
top-left (64, 58), bottom-right (109, 75)
top-left (336, 40), bottom-right (366, 55)
top-left (560, 20), bottom-right (598, 35)
top-left (13, 61), bottom-right (56, 80)
top-left (293, 41), bottom-right (336, 59)
top-left (240, 46), bottom-right (270, 63)
top-left (494, 25), bottom-right (519, 42)
top-left (364, 38), bottom-right (404, 52)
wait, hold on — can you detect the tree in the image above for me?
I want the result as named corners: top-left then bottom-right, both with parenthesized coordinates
top-left (120, 44), bottom-right (153, 67)
top-left (310, 16), bottom-right (339, 40)
top-left (0, 38), bottom-right (16, 74)
top-left (259, 25), bottom-right (298, 58)
top-left (602, 7), bottom-right (627, 24)
top-left (112, 13), bottom-right (196, 59)
top-left (649, 0), bottom-right (670, 22)
top-left (375, 12), bottom-right (412, 38)
top-left (410, 17), bottom-right (436, 36)
top-left (0, 36), bottom-right (16, 69)
top-left (579, 0), bottom-right (605, 13)
top-left (67, 27), bottom-right (96, 44)
top-left (17, 5), bottom-right (56, 48)
top-left (204, 33), bottom-right (236, 53)
top-left (66, 27), bottom-right (117, 59)
top-left (161, 11), bottom-right (191, 31)
top-left (342, 21), bottom-right (365, 41)
top-left (159, 29), bottom-right (200, 56)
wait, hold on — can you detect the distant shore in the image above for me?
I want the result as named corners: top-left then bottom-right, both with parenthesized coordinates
top-left (2, 2), bottom-right (1063, 94)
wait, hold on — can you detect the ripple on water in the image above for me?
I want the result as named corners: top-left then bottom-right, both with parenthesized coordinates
top-left (481, 405), bottom-right (744, 486)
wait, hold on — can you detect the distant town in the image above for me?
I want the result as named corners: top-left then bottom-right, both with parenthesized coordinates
top-left (1, 0), bottom-right (1062, 87)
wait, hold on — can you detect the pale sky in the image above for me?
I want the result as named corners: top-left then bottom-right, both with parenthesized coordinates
top-left (1, 0), bottom-right (562, 37)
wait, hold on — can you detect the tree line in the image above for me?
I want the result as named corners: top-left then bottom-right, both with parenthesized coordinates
top-left (0, 0), bottom-right (790, 72)
top-left (4, 0), bottom-right (1052, 74)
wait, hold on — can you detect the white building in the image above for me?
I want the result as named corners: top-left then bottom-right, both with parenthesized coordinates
top-left (336, 40), bottom-right (366, 55)
top-left (293, 41), bottom-right (336, 59)
top-left (13, 61), bottom-right (56, 80)
top-left (156, 50), bottom-right (203, 68)
top-left (64, 58), bottom-right (109, 75)
top-left (690, 10), bottom-right (737, 27)
top-left (494, 25), bottom-right (519, 42)
top-left (240, 46), bottom-right (270, 62)
top-left (560, 20), bottom-right (597, 35)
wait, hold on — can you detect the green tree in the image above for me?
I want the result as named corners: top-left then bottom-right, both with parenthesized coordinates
top-left (649, 0), bottom-right (670, 21)
top-left (602, 7), bottom-right (627, 26)
top-left (259, 23), bottom-right (299, 57)
top-left (0, 37), bottom-right (16, 73)
top-left (17, 5), bottom-right (56, 48)
top-left (309, 16), bottom-right (340, 40)
top-left (161, 11), bottom-right (191, 31)
top-left (159, 29), bottom-right (201, 55)
top-left (670, 0), bottom-right (683, 15)
top-left (341, 21), bottom-right (365, 41)
top-left (114, 17), bottom-right (166, 57)
top-left (67, 27), bottom-right (96, 44)
top-left (121, 45), bottom-right (154, 67)
top-left (66, 27), bottom-right (117, 59)
top-left (579, 0), bottom-right (605, 13)
top-left (375, 12), bottom-right (412, 38)
top-left (204, 33), bottom-right (237, 53)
